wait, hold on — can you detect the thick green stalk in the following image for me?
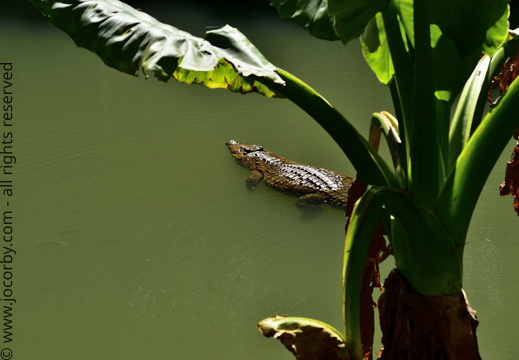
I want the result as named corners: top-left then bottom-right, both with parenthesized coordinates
top-left (448, 56), bottom-right (492, 170)
top-left (435, 76), bottom-right (519, 246)
top-left (265, 69), bottom-right (399, 188)
top-left (381, 1), bottom-right (413, 183)
top-left (343, 190), bottom-right (381, 360)
top-left (448, 43), bottom-right (514, 173)
top-left (344, 187), bottom-right (463, 358)
top-left (411, 0), bottom-right (443, 206)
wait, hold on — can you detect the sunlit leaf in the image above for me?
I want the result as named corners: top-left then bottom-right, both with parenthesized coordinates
top-left (360, 13), bottom-right (394, 85)
top-left (28, 0), bottom-right (285, 97)
top-left (395, 0), bottom-right (509, 103)
top-left (396, 0), bottom-right (509, 57)
top-left (483, 5), bottom-right (510, 56)
top-left (257, 315), bottom-right (352, 360)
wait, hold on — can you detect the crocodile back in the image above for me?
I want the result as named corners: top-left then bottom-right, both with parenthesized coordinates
top-left (226, 140), bottom-right (353, 208)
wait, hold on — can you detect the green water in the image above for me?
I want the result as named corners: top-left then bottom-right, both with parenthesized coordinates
top-left (2, 2), bottom-right (519, 359)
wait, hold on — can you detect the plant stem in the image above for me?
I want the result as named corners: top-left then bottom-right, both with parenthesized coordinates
top-left (382, 1), bottom-right (413, 184)
top-left (411, 0), bottom-right (443, 206)
top-left (265, 69), bottom-right (399, 187)
top-left (435, 76), bottom-right (519, 246)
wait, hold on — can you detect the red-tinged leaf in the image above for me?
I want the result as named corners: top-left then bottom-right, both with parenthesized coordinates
top-left (488, 54), bottom-right (519, 107)
top-left (499, 129), bottom-right (519, 214)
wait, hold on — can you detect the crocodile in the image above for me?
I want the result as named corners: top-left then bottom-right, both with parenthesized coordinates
top-left (226, 140), bottom-right (354, 211)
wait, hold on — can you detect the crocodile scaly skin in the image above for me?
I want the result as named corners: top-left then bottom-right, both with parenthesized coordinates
top-left (226, 140), bottom-right (353, 210)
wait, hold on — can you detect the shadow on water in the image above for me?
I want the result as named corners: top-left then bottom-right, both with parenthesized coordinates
top-left (3, 1), bottom-right (519, 359)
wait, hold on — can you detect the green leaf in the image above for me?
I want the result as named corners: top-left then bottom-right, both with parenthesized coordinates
top-left (395, 0), bottom-right (509, 57)
top-left (398, 1), bottom-right (509, 207)
top-left (431, 0), bottom-right (509, 58)
top-left (257, 316), bottom-right (352, 360)
top-left (396, 0), bottom-right (509, 104)
top-left (268, 0), bottom-right (340, 40)
top-left (28, 0), bottom-right (285, 97)
top-left (483, 4), bottom-right (510, 56)
top-left (360, 13), bottom-right (394, 85)
top-left (448, 55), bottom-right (491, 170)
top-left (436, 67), bottom-right (519, 247)
top-left (269, 0), bottom-right (392, 45)
top-left (328, 0), bottom-right (390, 44)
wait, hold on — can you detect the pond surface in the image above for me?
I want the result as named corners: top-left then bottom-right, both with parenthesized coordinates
top-left (2, 1), bottom-right (519, 359)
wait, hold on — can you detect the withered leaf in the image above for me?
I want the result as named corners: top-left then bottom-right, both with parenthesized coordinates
top-left (499, 129), bottom-right (519, 214)
top-left (257, 315), bottom-right (352, 360)
top-left (487, 54), bottom-right (519, 107)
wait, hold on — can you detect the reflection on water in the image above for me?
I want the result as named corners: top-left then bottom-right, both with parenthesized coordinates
top-left (3, 2), bottom-right (519, 359)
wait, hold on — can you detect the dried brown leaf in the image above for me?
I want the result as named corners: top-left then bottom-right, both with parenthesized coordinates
top-left (499, 129), bottom-right (519, 214)
top-left (257, 315), bottom-right (352, 360)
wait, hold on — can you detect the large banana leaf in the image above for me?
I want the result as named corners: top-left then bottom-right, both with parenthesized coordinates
top-left (28, 0), bottom-right (400, 190)
top-left (28, 0), bottom-right (285, 97)
top-left (268, 0), bottom-right (389, 45)
top-left (268, 0), bottom-right (340, 41)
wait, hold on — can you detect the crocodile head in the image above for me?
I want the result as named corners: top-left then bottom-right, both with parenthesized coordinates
top-left (226, 140), bottom-right (270, 169)
top-left (226, 140), bottom-right (264, 159)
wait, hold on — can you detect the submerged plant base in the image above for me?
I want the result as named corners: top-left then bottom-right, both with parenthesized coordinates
top-left (378, 270), bottom-right (481, 360)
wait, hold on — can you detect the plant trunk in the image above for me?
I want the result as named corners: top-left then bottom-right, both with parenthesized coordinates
top-left (377, 270), bottom-right (481, 360)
